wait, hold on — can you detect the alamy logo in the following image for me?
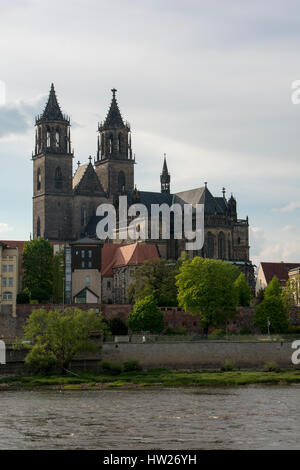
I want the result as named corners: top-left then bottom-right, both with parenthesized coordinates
top-left (96, 196), bottom-right (204, 251)
top-left (0, 341), bottom-right (6, 365)
top-left (0, 81), bottom-right (5, 105)
top-left (291, 340), bottom-right (300, 365)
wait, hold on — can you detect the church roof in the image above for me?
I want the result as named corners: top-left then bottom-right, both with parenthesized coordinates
top-left (174, 186), bottom-right (225, 214)
top-left (38, 83), bottom-right (67, 122)
top-left (102, 88), bottom-right (125, 129)
top-left (73, 162), bottom-right (105, 194)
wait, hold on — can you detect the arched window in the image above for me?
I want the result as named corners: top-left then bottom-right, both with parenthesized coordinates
top-left (46, 128), bottom-right (51, 147)
top-left (118, 133), bottom-right (122, 153)
top-left (37, 168), bottom-right (41, 191)
top-left (228, 236), bottom-right (232, 260)
top-left (55, 167), bottom-right (63, 189)
top-left (109, 134), bottom-right (113, 154)
top-left (37, 217), bottom-right (41, 237)
top-left (81, 206), bottom-right (87, 226)
top-left (218, 232), bottom-right (226, 259)
top-left (118, 171), bottom-right (126, 192)
top-left (55, 129), bottom-right (60, 148)
top-left (207, 232), bottom-right (215, 258)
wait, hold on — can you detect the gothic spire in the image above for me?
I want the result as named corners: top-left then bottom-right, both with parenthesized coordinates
top-left (102, 88), bottom-right (125, 129)
top-left (160, 154), bottom-right (171, 193)
top-left (38, 83), bottom-right (67, 122)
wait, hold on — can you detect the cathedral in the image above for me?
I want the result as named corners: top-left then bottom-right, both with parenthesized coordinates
top-left (32, 84), bottom-right (254, 284)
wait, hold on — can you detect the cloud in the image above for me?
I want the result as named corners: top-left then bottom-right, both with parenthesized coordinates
top-left (0, 223), bottom-right (13, 233)
top-left (0, 95), bottom-right (45, 139)
top-left (273, 202), bottom-right (300, 213)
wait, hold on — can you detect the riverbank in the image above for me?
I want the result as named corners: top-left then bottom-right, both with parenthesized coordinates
top-left (1, 368), bottom-right (300, 390)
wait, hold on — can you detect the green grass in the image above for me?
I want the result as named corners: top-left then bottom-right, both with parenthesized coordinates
top-left (1, 368), bottom-right (300, 389)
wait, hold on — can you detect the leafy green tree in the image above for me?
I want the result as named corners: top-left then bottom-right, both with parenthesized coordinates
top-left (23, 238), bottom-right (53, 299)
top-left (234, 273), bottom-right (252, 306)
top-left (30, 287), bottom-right (51, 303)
top-left (127, 295), bottom-right (165, 333)
top-left (253, 297), bottom-right (289, 334)
top-left (16, 292), bottom-right (30, 304)
top-left (53, 250), bottom-right (65, 304)
top-left (176, 257), bottom-right (240, 335)
top-left (264, 276), bottom-right (281, 299)
top-left (128, 258), bottom-right (178, 306)
top-left (254, 288), bottom-right (265, 306)
top-left (24, 308), bottom-right (107, 374)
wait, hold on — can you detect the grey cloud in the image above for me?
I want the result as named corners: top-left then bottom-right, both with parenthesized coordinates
top-left (0, 95), bottom-right (45, 138)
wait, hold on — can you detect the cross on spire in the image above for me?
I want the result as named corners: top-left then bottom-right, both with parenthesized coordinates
top-left (111, 88), bottom-right (117, 99)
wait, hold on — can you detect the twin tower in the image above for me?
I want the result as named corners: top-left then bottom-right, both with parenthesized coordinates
top-left (32, 84), bottom-right (171, 241)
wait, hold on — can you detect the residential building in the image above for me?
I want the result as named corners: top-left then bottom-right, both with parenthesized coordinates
top-left (256, 261), bottom-right (300, 295)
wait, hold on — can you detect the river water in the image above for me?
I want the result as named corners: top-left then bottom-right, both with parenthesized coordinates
top-left (0, 385), bottom-right (299, 449)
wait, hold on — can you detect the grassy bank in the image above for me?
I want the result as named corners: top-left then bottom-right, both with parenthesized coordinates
top-left (1, 368), bottom-right (300, 389)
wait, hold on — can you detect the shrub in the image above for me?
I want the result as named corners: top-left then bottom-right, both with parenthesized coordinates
top-left (123, 359), bottom-right (140, 372)
top-left (25, 344), bottom-right (56, 375)
top-left (287, 325), bottom-right (300, 334)
top-left (221, 360), bottom-right (235, 371)
top-left (209, 328), bottom-right (226, 338)
top-left (108, 317), bottom-right (128, 336)
top-left (17, 292), bottom-right (30, 304)
top-left (264, 361), bottom-right (281, 372)
top-left (164, 327), bottom-right (187, 335)
top-left (99, 360), bottom-right (123, 375)
top-left (239, 327), bottom-right (252, 335)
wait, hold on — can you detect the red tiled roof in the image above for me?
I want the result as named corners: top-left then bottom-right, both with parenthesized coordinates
top-left (260, 262), bottom-right (300, 285)
top-left (101, 242), bottom-right (159, 277)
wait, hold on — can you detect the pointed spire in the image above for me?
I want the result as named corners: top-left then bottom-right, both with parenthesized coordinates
top-left (39, 83), bottom-right (66, 121)
top-left (102, 88), bottom-right (125, 129)
top-left (161, 154), bottom-right (171, 193)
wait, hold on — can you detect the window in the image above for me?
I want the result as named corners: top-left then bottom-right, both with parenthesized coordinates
top-left (218, 232), bottom-right (226, 260)
top-left (46, 129), bottom-right (51, 147)
top-left (118, 171), bottom-right (126, 192)
top-left (55, 167), bottom-right (63, 189)
top-left (3, 292), bottom-right (12, 301)
top-left (118, 133), bottom-right (122, 152)
top-left (109, 135), bottom-right (113, 153)
top-left (88, 250), bottom-right (92, 258)
top-left (81, 261), bottom-right (85, 268)
top-left (81, 250), bottom-right (85, 258)
top-left (2, 278), bottom-right (7, 287)
top-left (2, 265), bottom-right (7, 273)
top-left (8, 278), bottom-right (13, 287)
top-left (107, 281), bottom-right (111, 289)
top-left (8, 265), bottom-right (13, 272)
top-left (55, 130), bottom-right (60, 148)
top-left (88, 261), bottom-right (92, 268)
top-left (207, 232), bottom-right (215, 258)
top-left (81, 206), bottom-right (87, 226)
top-left (85, 276), bottom-right (90, 287)
top-left (37, 217), bottom-right (41, 237)
top-left (37, 168), bottom-right (41, 190)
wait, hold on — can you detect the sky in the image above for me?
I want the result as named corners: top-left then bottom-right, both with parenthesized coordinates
top-left (0, 0), bottom-right (300, 266)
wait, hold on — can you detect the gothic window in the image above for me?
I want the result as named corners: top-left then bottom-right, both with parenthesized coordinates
top-left (101, 135), bottom-right (104, 157)
top-left (207, 232), bottom-right (215, 258)
top-left (81, 206), bottom-right (87, 226)
top-left (228, 237), bottom-right (232, 260)
top-left (46, 128), bottom-right (51, 147)
top-left (55, 129), bottom-right (60, 148)
top-left (218, 232), bottom-right (226, 259)
top-left (109, 134), bottom-right (113, 154)
top-left (118, 133), bottom-right (122, 153)
top-left (55, 167), bottom-right (63, 189)
top-left (118, 171), bottom-right (126, 191)
top-left (37, 217), bottom-right (41, 237)
top-left (37, 168), bottom-right (41, 191)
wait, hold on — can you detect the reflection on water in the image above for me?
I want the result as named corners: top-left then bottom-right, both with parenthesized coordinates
top-left (0, 385), bottom-right (299, 449)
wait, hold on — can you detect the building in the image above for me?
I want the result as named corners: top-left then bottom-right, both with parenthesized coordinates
top-left (101, 242), bottom-right (160, 304)
top-left (0, 242), bottom-right (19, 316)
top-left (256, 261), bottom-right (300, 295)
top-left (288, 267), bottom-right (300, 306)
top-left (32, 84), bottom-right (254, 284)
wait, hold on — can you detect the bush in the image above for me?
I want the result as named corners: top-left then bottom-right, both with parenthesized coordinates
top-left (164, 327), bottom-right (187, 335)
top-left (123, 359), bottom-right (140, 372)
top-left (108, 317), bottom-right (128, 336)
top-left (239, 327), bottom-right (252, 335)
top-left (287, 325), bottom-right (300, 334)
top-left (99, 360), bottom-right (123, 375)
top-left (221, 360), bottom-right (235, 371)
top-left (25, 344), bottom-right (56, 375)
top-left (17, 292), bottom-right (30, 304)
top-left (264, 361), bottom-right (281, 372)
top-left (127, 295), bottom-right (164, 333)
top-left (209, 328), bottom-right (226, 338)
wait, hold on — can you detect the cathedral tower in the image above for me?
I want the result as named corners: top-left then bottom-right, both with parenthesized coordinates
top-left (32, 83), bottom-right (73, 240)
top-left (95, 89), bottom-right (134, 196)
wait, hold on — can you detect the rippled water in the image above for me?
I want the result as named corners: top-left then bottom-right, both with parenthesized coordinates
top-left (0, 385), bottom-right (299, 449)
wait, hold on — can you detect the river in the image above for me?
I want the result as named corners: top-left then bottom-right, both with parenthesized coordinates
top-left (0, 385), bottom-right (299, 449)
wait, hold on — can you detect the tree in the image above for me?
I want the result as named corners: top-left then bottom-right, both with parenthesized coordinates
top-left (176, 257), bottom-right (240, 335)
top-left (264, 276), bottom-right (281, 299)
top-left (17, 292), bottom-right (30, 304)
top-left (53, 250), bottom-right (64, 304)
top-left (254, 288), bottom-right (265, 306)
top-left (127, 295), bottom-right (165, 333)
top-left (24, 308), bottom-right (107, 374)
top-left (253, 297), bottom-right (289, 334)
top-left (128, 258), bottom-right (178, 306)
top-left (30, 287), bottom-right (51, 303)
top-left (234, 273), bottom-right (252, 306)
top-left (23, 238), bottom-right (53, 300)
top-left (108, 317), bottom-right (128, 335)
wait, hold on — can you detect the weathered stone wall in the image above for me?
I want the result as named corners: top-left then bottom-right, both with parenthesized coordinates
top-left (102, 341), bottom-right (298, 369)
